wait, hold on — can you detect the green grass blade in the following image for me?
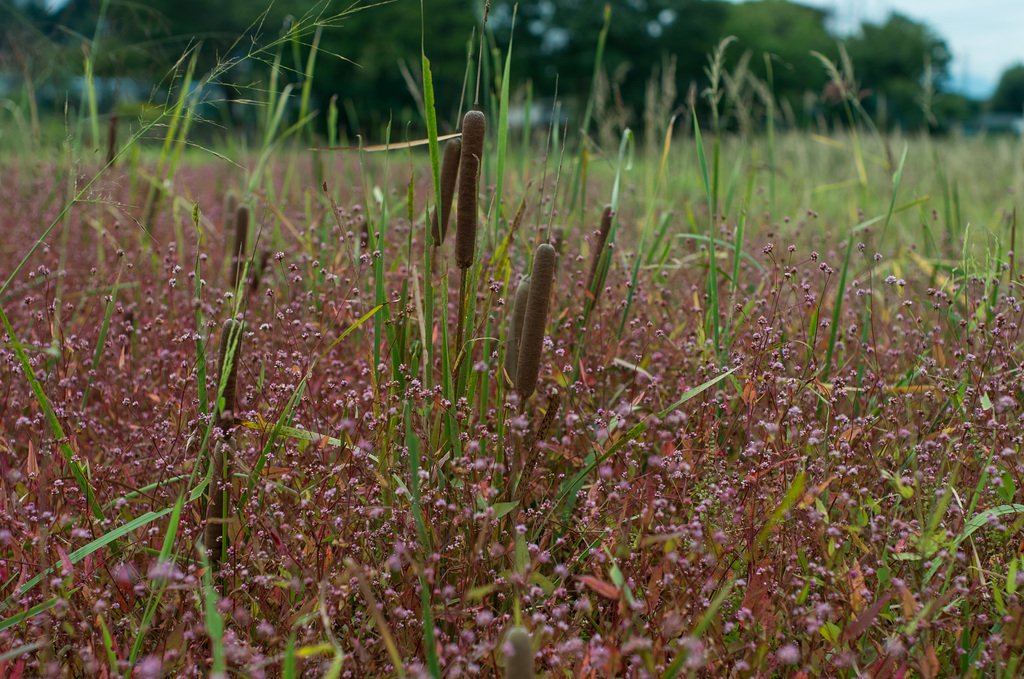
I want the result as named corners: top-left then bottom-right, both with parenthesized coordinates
top-left (0, 506), bottom-right (175, 613)
top-left (79, 261), bottom-right (123, 410)
top-left (693, 114), bottom-right (721, 359)
top-left (493, 6), bottom-right (516, 245)
top-left (199, 545), bottom-right (227, 674)
top-left (619, 116), bottom-right (675, 337)
top-left (567, 3), bottom-right (611, 217)
top-left (880, 142), bottom-right (909, 242)
top-left (128, 488), bottom-right (189, 665)
top-left (0, 641), bottom-right (46, 663)
top-left (0, 598), bottom-right (63, 634)
top-left (0, 304), bottom-right (104, 522)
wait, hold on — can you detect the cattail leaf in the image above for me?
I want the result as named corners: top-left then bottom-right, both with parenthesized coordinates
top-left (516, 244), bottom-right (556, 399)
top-left (203, 440), bottom-right (232, 569)
top-left (456, 110), bottom-right (486, 269)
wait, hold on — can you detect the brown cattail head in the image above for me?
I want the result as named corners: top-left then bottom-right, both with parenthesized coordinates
top-left (456, 110), bottom-right (486, 269)
top-left (106, 108), bottom-right (119, 166)
top-left (585, 205), bottom-right (614, 293)
top-left (502, 626), bottom-right (535, 679)
top-left (503, 276), bottom-right (531, 387)
top-left (430, 137), bottom-right (462, 246)
top-left (515, 244), bottom-right (556, 400)
top-left (222, 190), bottom-right (238, 254)
top-left (230, 204), bottom-right (250, 288)
top-left (215, 318), bottom-right (242, 436)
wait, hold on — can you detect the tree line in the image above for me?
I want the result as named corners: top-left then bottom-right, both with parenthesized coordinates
top-left (2, 0), bottom-right (1019, 141)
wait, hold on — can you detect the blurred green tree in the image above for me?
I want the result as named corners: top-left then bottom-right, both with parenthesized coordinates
top-left (844, 12), bottom-right (951, 129)
top-left (722, 0), bottom-right (835, 117)
top-left (991, 63), bottom-right (1024, 113)
top-left (1, 0), bottom-right (975, 138)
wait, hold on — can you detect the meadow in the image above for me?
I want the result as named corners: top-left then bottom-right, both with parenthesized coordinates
top-left (1, 19), bottom-right (1024, 678)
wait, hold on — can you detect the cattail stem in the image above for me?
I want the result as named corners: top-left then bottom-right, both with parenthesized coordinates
top-left (514, 390), bottom-right (561, 504)
top-left (203, 439), bottom-right (232, 570)
top-left (214, 319), bottom-right (242, 434)
top-left (454, 267), bottom-right (471, 375)
top-left (585, 205), bottom-right (613, 296)
top-left (501, 389), bottom-right (561, 505)
top-left (205, 318), bottom-right (242, 571)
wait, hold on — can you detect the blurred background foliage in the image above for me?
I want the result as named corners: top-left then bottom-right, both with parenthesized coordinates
top-left (0, 0), bottom-right (1015, 142)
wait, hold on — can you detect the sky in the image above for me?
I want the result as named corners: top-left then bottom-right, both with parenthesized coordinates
top-left (802, 0), bottom-right (1024, 98)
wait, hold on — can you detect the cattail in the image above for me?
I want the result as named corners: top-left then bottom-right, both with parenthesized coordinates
top-left (515, 244), bottom-right (556, 400)
top-left (222, 191), bottom-right (238, 254)
top-left (430, 137), bottom-right (462, 245)
top-left (585, 205), bottom-right (613, 294)
top-left (206, 318), bottom-right (242, 569)
top-left (502, 627), bottom-right (535, 679)
top-left (229, 204), bottom-right (249, 289)
top-left (456, 110), bottom-right (486, 269)
top-left (503, 276), bottom-right (531, 387)
top-left (106, 108), bottom-right (119, 166)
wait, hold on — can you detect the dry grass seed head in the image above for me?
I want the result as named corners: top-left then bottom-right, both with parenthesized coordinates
top-left (456, 109), bottom-right (486, 269)
top-left (516, 243), bottom-right (556, 400)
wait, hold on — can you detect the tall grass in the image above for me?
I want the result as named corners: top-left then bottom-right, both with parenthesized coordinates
top-left (3, 3), bottom-right (1024, 677)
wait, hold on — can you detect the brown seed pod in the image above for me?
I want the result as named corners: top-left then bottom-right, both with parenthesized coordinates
top-left (215, 318), bottom-right (242, 435)
top-left (229, 204), bottom-right (249, 288)
top-left (502, 626), bottom-right (535, 679)
top-left (456, 110), bottom-right (486, 269)
top-left (503, 276), bottom-right (531, 387)
top-left (430, 137), bottom-right (462, 245)
top-left (585, 205), bottom-right (614, 293)
top-left (515, 244), bottom-right (556, 400)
